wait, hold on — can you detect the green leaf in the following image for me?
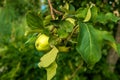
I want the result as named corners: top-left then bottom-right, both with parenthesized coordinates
top-left (76, 22), bottom-right (103, 66)
top-left (46, 62), bottom-right (57, 80)
top-left (38, 47), bottom-right (59, 68)
top-left (69, 4), bottom-right (75, 12)
top-left (75, 8), bottom-right (88, 19)
top-left (95, 12), bottom-right (120, 24)
top-left (26, 11), bottom-right (43, 29)
top-left (57, 29), bottom-right (68, 38)
top-left (83, 7), bottom-right (91, 22)
top-left (105, 12), bottom-right (120, 23)
top-left (102, 31), bottom-right (117, 51)
top-left (95, 13), bottom-right (108, 24)
top-left (57, 20), bottom-right (74, 38)
top-left (60, 20), bottom-right (74, 32)
top-left (43, 15), bottom-right (52, 26)
top-left (91, 6), bottom-right (98, 21)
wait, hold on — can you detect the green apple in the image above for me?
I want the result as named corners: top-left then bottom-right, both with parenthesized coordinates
top-left (35, 34), bottom-right (50, 51)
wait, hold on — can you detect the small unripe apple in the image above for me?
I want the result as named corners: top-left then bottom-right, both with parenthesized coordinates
top-left (35, 34), bottom-right (50, 51)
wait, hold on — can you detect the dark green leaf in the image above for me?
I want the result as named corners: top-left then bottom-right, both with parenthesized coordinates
top-left (76, 22), bottom-right (103, 66)
top-left (26, 11), bottom-right (43, 29)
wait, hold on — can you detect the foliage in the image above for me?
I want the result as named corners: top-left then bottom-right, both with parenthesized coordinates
top-left (0, 0), bottom-right (120, 80)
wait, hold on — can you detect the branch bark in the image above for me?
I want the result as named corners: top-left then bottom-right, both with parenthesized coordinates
top-left (48, 0), bottom-right (55, 20)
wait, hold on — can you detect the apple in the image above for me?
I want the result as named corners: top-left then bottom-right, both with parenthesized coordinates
top-left (35, 34), bottom-right (50, 51)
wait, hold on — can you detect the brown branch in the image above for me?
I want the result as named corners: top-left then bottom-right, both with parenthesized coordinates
top-left (53, 8), bottom-right (63, 15)
top-left (48, 0), bottom-right (55, 20)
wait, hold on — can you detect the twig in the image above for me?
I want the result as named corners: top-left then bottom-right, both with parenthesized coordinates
top-left (65, 25), bottom-right (78, 45)
top-left (48, 0), bottom-right (55, 20)
top-left (69, 62), bottom-right (83, 80)
top-left (53, 8), bottom-right (63, 15)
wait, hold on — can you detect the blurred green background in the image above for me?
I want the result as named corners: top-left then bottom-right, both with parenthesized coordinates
top-left (0, 0), bottom-right (120, 80)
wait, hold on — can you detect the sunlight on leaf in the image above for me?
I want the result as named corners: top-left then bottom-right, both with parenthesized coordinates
top-left (38, 47), bottom-right (59, 68)
top-left (46, 62), bottom-right (57, 80)
top-left (83, 7), bottom-right (91, 22)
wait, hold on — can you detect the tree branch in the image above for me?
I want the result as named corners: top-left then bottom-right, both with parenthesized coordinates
top-left (53, 8), bottom-right (63, 15)
top-left (48, 0), bottom-right (55, 20)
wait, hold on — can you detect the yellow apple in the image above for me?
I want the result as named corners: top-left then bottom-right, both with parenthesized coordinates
top-left (35, 34), bottom-right (50, 51)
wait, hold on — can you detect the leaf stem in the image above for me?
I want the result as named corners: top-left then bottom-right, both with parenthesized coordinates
top-left (69, 62), bottom-right (83, 79)
top-left (65, 25), bottom-right (78, 45)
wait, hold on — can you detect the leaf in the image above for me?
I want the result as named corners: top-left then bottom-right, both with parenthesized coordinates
top-left (38, 47), bottom-right (59, 68)
top-left (105, 12), bottom-right (120, 22)
top-left (60, 20), bottom-right (74, 32)
top-left (95, 12), bottom-right (120, 24)
top-left (95, 13), bottom-right (108, 24)
top-left (102, 31), bottom-right (117, 51)
top-left (57, 20), bottom-right (74, 38)
top-left (25, 33), bottom-right (37, 44)
top-left (91, 6), bottom-right (98, 21)
top-left (76, 22), bottom-right (103, 66)
top-left (69, 4), bottom-right (75, 12)
top-left (46, 62), bottom-right (57, 80)
top-left (66, 18), bottom-right (75, 26)
top-left (83, 7), bottom-right (91, 22)
top-left (57, 29), bottom-right (68, 38)
top-left (43, 15), bottom-right (52, 26)
top-left (64, 2), bottom-right (69, 10)
top-left (26, 11), bottom-right (43, 29)
top-left (75, 8), bottom-right (88, 19)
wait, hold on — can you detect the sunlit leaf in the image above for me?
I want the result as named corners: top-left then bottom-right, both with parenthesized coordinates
top-left (66, 18), bottom-right (75, 26)
top-left (38, 47), bottom-right (59, 68)
top-left (83, 7), bottom-right (91, 22)
top-left (46, 62), bottom-right (57, 80)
